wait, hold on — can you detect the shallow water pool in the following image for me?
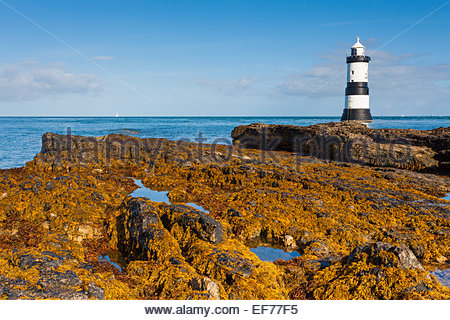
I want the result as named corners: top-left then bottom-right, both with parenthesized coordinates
top-left (131, 178), bottom-right (209, 212)
top-left (250, 246), bottom-right (300, 262)
top-left (98, 254), bottom-right (123, 272)
top-left (432, 268), bottom-right (450, 288)
top-left (131, 179), bottom-right (170, 204)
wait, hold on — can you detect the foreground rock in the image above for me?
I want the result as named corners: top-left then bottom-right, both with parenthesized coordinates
top-left (0, 251), bottom-right (94, 300)
top-left (281, 241), bottom-right (440, 300)
top-left (0, 132), bottom-right (448, 300)
top-left (348, 242), bottom-right (424, 270)
top-left (231, 122), bottom-right (450, 174)
top-left (117, 197), bottom-right (283, 299)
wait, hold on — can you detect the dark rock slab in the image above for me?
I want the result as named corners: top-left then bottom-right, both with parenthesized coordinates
top-left (117, 197), bottom-right (165, 261)
top-left (231, 122), bottom-right (450, 174)
top-left (176, 210), bottom-right (224, 243)
top-left (201, 247), bottom-right (255, 281)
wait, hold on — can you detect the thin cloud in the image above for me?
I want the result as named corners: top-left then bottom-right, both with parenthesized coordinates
top-left (0, 62), bottom-right (104, 101)
top-left (91, 56), bottom-right (114, 61)
top-left (276, 50), bottom-right (450, 97)
top-left (196, 76), bottom-right (261, 96)
top-left (276, 49), bottom-right (450, 114)
top-left (277, 64), bottom-right (342, 98)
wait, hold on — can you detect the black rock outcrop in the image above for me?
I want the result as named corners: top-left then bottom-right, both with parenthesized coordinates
top-left (231, 122), bottom-right (450, 174)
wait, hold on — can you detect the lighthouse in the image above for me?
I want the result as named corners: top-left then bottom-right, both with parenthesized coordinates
top-left (341, 36), bottom-right (372, 123)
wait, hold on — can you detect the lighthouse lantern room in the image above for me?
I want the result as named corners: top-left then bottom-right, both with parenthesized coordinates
top-left (341, 36), bottom-right (373, 123)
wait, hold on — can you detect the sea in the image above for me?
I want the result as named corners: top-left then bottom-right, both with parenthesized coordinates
top-left (0, 116), bottom-right (449, 169)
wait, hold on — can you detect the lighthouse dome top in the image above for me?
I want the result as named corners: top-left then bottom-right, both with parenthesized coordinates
top-left (351, 36), bottom-right (365, 56)
top-left (352, 36), bottom-right (365, 48)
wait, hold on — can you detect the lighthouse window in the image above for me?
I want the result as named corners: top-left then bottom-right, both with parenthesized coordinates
top-left (351, 70), bottom-right (354, 75)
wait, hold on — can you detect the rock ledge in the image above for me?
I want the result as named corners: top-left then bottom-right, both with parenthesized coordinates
top-left (231, 122), bottom-right (450, 173)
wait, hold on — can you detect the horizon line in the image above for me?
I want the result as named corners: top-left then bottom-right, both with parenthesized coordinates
top-left (0, 115), bottom-right (449, 118)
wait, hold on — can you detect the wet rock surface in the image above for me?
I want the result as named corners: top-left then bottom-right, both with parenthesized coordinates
top-left (190, 277), bottom-right (221, 300)
top-left (0, 132), bottom-right (448, 300)
top-left (0, 251), bottom-right (102, 300)
top-left (176, 210), bottom-right (224, 244)
top-left (231, 122), bottom-right (450, 174)
top-left (348, 242), bottom-right (424, 270)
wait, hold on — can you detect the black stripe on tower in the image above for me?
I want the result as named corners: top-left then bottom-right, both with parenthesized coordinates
top-left (345, 82), bottom-right (369, 95)
top-left (346, 56), bottom-right (371, 63)
top-left (341, 109), bottom-right (372, 122)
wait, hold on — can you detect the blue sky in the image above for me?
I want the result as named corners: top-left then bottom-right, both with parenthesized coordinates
top-left (0, 0), bottom-right (449, 116)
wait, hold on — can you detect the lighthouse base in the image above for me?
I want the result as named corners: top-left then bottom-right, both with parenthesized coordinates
top-left (341, 108), bottom-right (372, 123)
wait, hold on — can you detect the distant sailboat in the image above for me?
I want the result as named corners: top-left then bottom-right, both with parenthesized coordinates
top-left (115, 112), bottom-right (119, 118)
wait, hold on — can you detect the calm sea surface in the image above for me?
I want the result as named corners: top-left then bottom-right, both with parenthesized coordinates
top-left (0, 116), bottom-right (449, 169)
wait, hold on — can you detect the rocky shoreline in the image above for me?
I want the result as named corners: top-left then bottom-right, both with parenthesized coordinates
top-left (232, 122), bottom-right (450, 174)
top-left (0, 128), bottom-right (449, 299)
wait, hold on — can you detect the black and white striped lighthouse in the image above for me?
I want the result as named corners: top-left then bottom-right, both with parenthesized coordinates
top-left (341, 37), bottom-right (372, 123)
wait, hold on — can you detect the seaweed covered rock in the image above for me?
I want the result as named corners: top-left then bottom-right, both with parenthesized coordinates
top-left (0, 132), bottom-right (448, 300)
top-left (0, 250), bottom-right (106, 300)
top-left (116, 197), bottom-right (182, 262)
top-left (117, 196), bottom-right (285, 299)
top-left (189, 277), bottom-right (221, 300)
top-left (176, 209), bottom-right (224, 244)
top-left (280, 241), bottom-right (447, 300)
top-left (185, 241), bottom-right (287, 299)
top-left (348, 242), bottom-right (423, 270)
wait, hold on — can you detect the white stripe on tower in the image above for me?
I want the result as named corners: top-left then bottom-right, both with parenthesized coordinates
top-left (341, 36), bottom-right (373, 123)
